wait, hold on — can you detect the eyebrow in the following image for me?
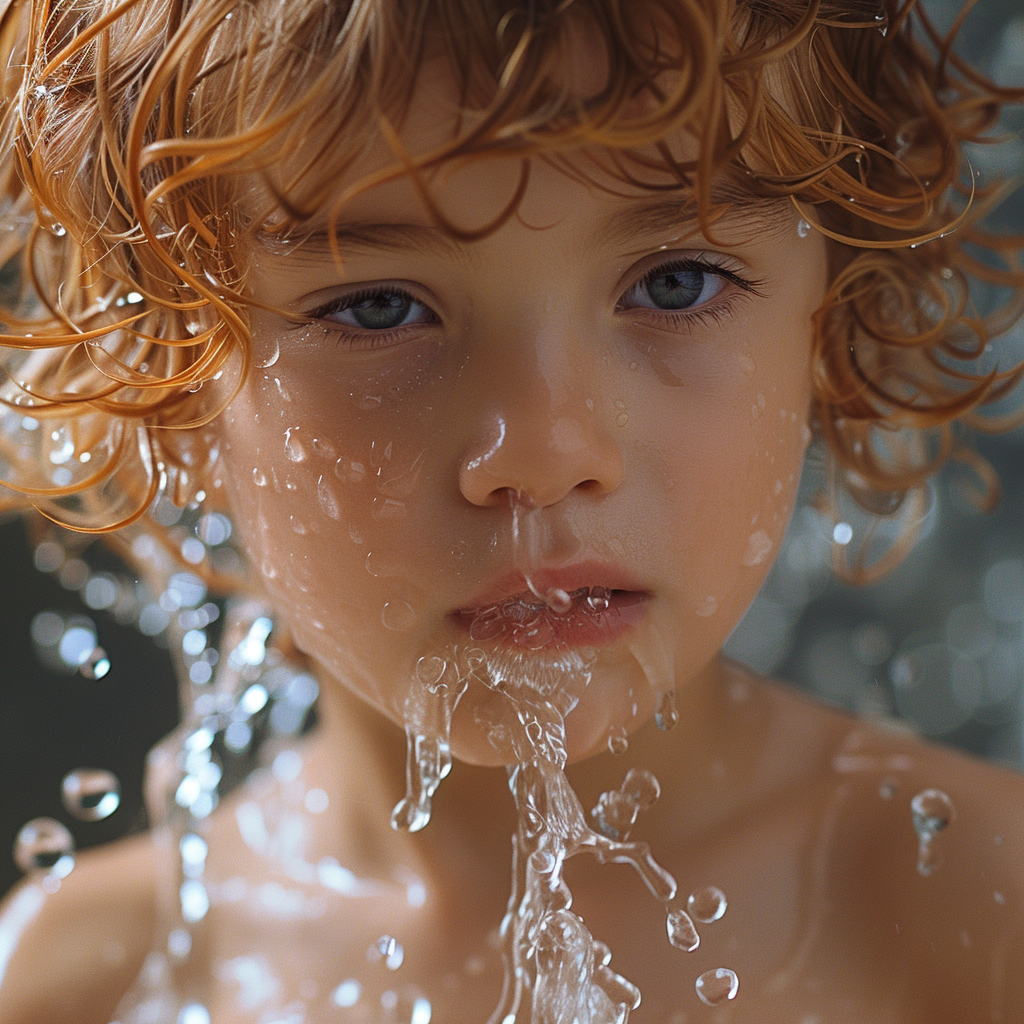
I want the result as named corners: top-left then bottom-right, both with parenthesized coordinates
top-left (255, 187), bottom-right (793, 262)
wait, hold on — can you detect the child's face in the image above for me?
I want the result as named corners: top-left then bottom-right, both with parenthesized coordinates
top-left (213, 81), bottom-right (828, 765)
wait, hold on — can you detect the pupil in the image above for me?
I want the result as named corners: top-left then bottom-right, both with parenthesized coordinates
top-left (351, 292), bottom-right (411, 330)
top-left (647, 268), bottom-right (703, 310)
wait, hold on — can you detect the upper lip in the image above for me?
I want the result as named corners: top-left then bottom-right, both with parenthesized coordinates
top-left (454, 561), bottom-right (648, 612)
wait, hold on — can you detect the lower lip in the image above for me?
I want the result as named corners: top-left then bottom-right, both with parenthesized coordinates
top-left (451, 590), bottom-right (649, 650)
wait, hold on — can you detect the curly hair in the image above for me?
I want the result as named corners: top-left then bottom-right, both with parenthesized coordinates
top-left (0, 0), bottom-right (1021, 580)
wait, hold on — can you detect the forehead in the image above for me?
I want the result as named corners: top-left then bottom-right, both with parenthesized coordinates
top-left (240, 15), bottom-right (788, 250)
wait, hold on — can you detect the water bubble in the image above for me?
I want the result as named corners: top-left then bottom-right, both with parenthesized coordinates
top-left (695, 968), bottom-right (739, 1006)
top-left (14, 817), bottom-right (75, 874)
top-left (666, 907), bottom-right (700, 951)
top-left (382, 600), bottom-right (417, 631)
top-left (61, 768), bottom-right (121, 821)
top-left (911, 789), bottom-right (955, 876)
top-left (797, 218), bottom-right (811, 238)
top-left (655, 690), bottom-right (679, 731)
top-left (687, 885), bottom-right (727, 923)
top-left (252, 467), bottom-right (267, 487)
top-left (284, 427), bottom-right (307, 462)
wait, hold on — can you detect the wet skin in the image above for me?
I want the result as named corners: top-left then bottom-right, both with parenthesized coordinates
top-left (3, 58), bottom-right (1024, 1024)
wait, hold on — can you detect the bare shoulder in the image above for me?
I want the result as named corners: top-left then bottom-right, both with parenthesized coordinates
top-left (0, 833), bottom-right (159, 1024)
top-left (750, 667), bottom-right (1024, 1017)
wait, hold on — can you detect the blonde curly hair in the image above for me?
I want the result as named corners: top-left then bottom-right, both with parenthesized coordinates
top-left (0, 0), bottom-right (1021, 582)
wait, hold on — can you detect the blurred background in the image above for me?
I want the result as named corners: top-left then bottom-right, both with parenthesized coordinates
top-left (2, 0), bottom-right (1023, 901)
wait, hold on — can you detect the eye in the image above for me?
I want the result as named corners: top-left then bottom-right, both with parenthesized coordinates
top-left (305, 287), bottom-right (437, 332)
top-left (619, 259), bottom-right (730, 313)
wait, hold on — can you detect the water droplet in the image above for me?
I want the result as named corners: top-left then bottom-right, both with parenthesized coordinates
top-left (607, 728), bottom-right (628, 755)
top-left (80, 646), bottom-right (111, 679)
top-left (545, 587), bottom-right (573, 614)
top-left (415, 655), bottom-right (448, 693)
top-left (382, 600), bottom-right (417, 631)
top-left (312, 436), bottom-right (337, 460)
top-left (616, 412), bottom-right (630, 427)
top-left (797, 218), bottom-right (811, 238)
top-left (696, 596), bottom-right (718, 617)
top-left (666, 907), bottom-right (700, 951)
top-left (655, 690), bottom-right (679, 730)
top-left (284, 427), bottom-right (307, 463)
top-left (332, 979), bottom-right (362, 1007)
top-left (316, 475), bottom-right (341, 520)
top-left (687, 885), bottom-right (727, 923)
top-left (289, 514), bottom-right (307, 534)
top-left (695, 968), bottom-right (739, 1006)
top-left (335, 458), bottom-right (367, 484)
top-left (252, 467), bottom-right (267, 487)
top-left (14, 817), bottom-right (75, 874)
top-left (912, 789), bottom-right (954, 876)
top-left (622, 768), bottom-right (660, 809)
top-left (739, 354), bottom-right (755, 376)
top-left (742, 529), bottom-right (773, 567)
top-left (61, 768), bottom-right (120, 821)
top-left (255, 338), bottom-right (280, 369)
top-left (879, 777), bottom-right (898, 799)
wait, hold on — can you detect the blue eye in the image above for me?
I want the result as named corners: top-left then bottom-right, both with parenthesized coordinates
top-left (623, 261), bottom-right (727, 312)
top-left (308, 288), bottom-right (435, 331)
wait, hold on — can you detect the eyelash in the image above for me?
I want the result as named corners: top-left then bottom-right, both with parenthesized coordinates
top-left (296, 256), bottom-right (763, 348)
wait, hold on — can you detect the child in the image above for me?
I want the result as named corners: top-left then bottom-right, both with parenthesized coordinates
top-left (1, 0), bottom-right (1023, 1021)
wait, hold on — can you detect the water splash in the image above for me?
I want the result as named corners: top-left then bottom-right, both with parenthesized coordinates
top-left (665, 908), bottom-right (700, 952)
top-left (687, 885), bottom-right (727, 923)
top-left (391, 656), bottom-right (470, 833)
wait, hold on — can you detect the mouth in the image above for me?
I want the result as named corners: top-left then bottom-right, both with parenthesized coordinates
top-left (451, 583), bottom-right (650, 651)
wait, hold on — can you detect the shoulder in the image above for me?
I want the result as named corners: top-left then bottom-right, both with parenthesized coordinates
top-left (753, 670), bottom-right (1024, 1017)
top-left (0, 833), bottom-right (159, 1024)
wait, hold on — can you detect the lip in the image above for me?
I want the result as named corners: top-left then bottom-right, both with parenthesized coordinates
top-left (451, 562), bottom-right (650, 650)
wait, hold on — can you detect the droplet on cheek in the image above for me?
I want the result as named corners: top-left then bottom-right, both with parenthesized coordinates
top-left (312, 437), bottom-right (337, 460)
top-left (742, 530), bottom-right (773, 567)
top-left (284, 427), bottom-right (307, 463)
top-left (252, 468), bottom-right (267, 487)
top-left (696, 597), bottom-right (718, 618)
top-left (381, 600), bottom-right (417, 631)
top-left (255, 337), bottom-right (280, 369)
top-left (317, 476), bottom-right (341, 521)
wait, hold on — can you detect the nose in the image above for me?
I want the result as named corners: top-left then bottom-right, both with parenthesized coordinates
top-left (458, 337), bottom-right (625, 509)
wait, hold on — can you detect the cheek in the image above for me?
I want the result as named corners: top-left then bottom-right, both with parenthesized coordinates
top-left (629, 328), bottom-right (811, 622)
top-left (213, 366), bottom-right (452, 708)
